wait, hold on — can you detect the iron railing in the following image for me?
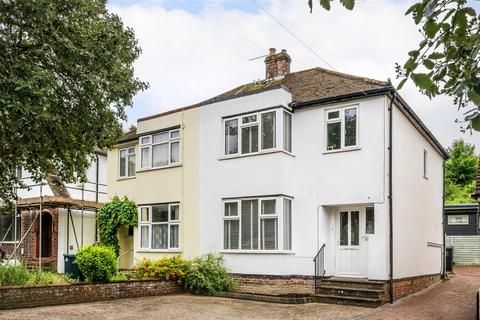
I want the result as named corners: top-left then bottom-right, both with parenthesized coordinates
top-left (313, 243), bottom-right (326, 291)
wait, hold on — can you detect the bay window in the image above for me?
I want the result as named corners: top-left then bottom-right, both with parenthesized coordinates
top-left (139, 203), bottom-right (180, 250)
top-left (0, 212), bottom-right (20, 242)
top-left (139, 128), bottom-right (181, 170)
top-left (119, 147), bottom-right (136, 178)
top-left (325, 105), bottom-right (358, 151)
top-left (223, 196), bottom-right (292, 251)
top-left (224, 109), bottom-right (292, 156)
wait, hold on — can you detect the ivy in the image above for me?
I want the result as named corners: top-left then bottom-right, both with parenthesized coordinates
top-left (97, 196), bottom-right (138, 256)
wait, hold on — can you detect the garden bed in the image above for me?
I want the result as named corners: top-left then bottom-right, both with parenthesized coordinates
top-left (0, 279), bottom-right (182, 310)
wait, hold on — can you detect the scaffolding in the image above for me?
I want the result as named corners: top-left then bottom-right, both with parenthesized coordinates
top-left (0, 173), bottom-right (107, 269)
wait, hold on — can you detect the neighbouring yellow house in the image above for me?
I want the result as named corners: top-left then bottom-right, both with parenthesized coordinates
top-left (107, 105), bottom-right (199, 269)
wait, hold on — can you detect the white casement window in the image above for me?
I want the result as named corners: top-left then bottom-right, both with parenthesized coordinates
top-left (447, 215), bottom-right (469, 225)
top-left (325, 105), bottom-right (358, 151)
top-left (139, 203), bottom-right (180, 250)
top-left (423, 149), bottom-right (428, 178)
top-left (119, 147), bottom-right (136, 178)
top-left (139, 129), bottom-right (181, 170)
top-left (223, 196), bottom-right (292, 252)
top-left (283, 111), bottom-right (292, 153)
top-left (224, 110), bottom-right (283, 156)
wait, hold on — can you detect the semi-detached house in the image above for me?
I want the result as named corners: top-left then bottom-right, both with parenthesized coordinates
top-left (108, 48), bottom-right (448, 306)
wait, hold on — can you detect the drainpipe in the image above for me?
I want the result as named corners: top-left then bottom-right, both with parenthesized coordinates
top-left (388, 91), bottom-right (396, 304)
top-left (95, 153), bottom-right (99, 243)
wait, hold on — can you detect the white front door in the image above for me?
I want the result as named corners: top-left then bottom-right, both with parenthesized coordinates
top-left (335, 208), bottom-right (368, 277)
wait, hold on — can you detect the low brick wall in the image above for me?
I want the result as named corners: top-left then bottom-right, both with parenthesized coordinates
top-left (0, 280), bottom-right (182, 310)
top-left (393, 273), bottom-right (441, 300)
top-left (232, 274), bottom-right (315, 296)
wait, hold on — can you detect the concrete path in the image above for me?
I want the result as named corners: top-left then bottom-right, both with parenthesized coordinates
top-left (359, 267), bottom-right (480, 320)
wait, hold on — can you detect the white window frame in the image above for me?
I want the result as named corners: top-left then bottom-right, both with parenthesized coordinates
top-left (423, 149), bottom-right (428, 179)
top-left (138, 203), bottom-right (181, 251)
top-left (222, 196), bottom-right (293, 253)
top-left (223, 109), bottom-right (282, 156)
top-left (448, 215), bottom-right (469, 225)
top-left (119, 147), bottom-right (136, 178)
top-left (139, 128), bottom-right (181, 170)
top-left (325, 105), bottom-right (359, 152)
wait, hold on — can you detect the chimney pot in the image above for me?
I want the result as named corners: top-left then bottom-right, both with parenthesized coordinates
top-left (264, 48), bottom-right (291, 79)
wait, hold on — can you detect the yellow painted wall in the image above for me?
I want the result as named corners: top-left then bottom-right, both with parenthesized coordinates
top-left (107, 107), bottom-right (200, 268)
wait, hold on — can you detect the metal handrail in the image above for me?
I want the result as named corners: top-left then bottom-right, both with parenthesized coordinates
top-left (313, 243), bottom-right (326, 291)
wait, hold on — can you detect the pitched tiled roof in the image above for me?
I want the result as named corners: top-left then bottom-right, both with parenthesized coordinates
top-left (200, 67), bottom-right (389, 105)
top-left (116, 129), bottom-right (138, 144)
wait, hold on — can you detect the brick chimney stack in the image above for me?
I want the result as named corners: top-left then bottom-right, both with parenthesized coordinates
top-left (264, 48), bottom-right (291, 79)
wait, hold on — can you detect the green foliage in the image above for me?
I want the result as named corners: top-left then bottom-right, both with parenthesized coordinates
top-left (445, 139), bottom-right (478, 203)
top-left (133, 256), bottom-right (191, 284)
top-left (184, 254), bottom-right (236, 295)
top-left (308, 0), bottom-right (480, 131)
top-left (110, 271), bottom-right (129, 282)
top-left (76, 245), bottom-right (118, 283)
top-left (97, 196), bottom-right (138, 255)
top-left (0, 264), bottom-right (30, 286)
top-left (27, 270), bottom-right (69, 285)
top-left (445, 180), bottom-right (476, 204)
top-left (0, 0), bottom-right (148, 203)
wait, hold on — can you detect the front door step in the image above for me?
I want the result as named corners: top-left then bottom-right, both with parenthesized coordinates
top-left (315, 277), bottom-right (387, 308)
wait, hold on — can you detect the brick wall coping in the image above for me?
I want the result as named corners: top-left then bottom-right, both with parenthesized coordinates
top-left (0, 279), bottom-right (182, 310)
top-left (0, 279), bottom-right (171, 290)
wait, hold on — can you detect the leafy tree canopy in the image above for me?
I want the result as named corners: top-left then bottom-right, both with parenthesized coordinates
top-left (444, 139), bottom-right (478, 203)
top-left (0, 0), bottom-right (148, 202)
top-left (308, 0), bottom-right (480, 131)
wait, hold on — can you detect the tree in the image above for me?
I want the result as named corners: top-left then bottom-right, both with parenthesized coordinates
top-left (0, 0), bottom-right (148, 202)
top-left (444, 139), bottom-right (478, 203)
top-left (308, 0), bottom-right (480, 131)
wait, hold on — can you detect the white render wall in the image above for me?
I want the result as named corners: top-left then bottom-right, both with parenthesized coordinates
top-left (57, 208), bottom-right (97, 273)
top-left (16, 154), bottom-right (108, 203)
top-left (391, 102), bottom-right (444, 279)
top-left (199, 88), bottom-right (390, 278)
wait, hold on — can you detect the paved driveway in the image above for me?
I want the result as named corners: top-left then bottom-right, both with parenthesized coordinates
top-left (1, 267), bottom-right (479, 320)
top-left (0, 294), bottom-right (367, 320)
top-left (359, 266), bottom-right (480, 320)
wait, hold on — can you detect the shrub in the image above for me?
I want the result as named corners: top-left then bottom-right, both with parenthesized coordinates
top-left (110, 271), bottom-right (129, 281)
top-left (134, 256), bottom-right (190, 284)
top-left (27, 271), bottom-right (69, 285)
top-left (76, 245), bottom-right (117, 283)
top-left (184, 253), bottom-right (235, 294)
top-left (0, 264), bottom-right (29, 286)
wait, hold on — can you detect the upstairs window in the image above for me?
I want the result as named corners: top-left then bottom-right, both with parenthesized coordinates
top-left (139, 129), bottom-right (181, 170)
top-left (119, 147), bottom-right (136, 178)
top-left (423, 149), bottom-right (428, 178)
top-left (224, 109), bottom-right (292, 156)
top-left (325, 106), bottom-right (358, 151)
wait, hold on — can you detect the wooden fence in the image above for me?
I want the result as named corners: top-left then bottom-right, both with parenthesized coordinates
top-left (446, 235), bottom-right (480, 265)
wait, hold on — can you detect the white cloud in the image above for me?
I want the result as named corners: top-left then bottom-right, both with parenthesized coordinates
top-left (109, 0), bottom-right (479, 150)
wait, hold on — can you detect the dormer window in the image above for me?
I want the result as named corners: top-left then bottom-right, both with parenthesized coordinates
top-left (139, 128), bottom-right (181, 170)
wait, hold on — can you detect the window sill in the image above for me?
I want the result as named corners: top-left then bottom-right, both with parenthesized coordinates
top-left (220, 250), bottom-right (295, 255)
top-left (322, 146), bottom-right (361, 155)
top-left (136, 163), bottom-right (182, 173)
top-left (136, 249), bottom-right (183, 253)
top-left (117, 176), bottom-right (136, 181)
top-left (1, 241), bottom-right (19, 244)
top-left (219, 149), bottom-right (294, 161)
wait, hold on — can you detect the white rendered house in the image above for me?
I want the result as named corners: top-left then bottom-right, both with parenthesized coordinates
top-left (197, 49), bottom-right (447, 302)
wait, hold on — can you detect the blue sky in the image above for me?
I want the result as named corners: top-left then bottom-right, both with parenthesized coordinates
top-left (107, 0), bottom-right (479, 148)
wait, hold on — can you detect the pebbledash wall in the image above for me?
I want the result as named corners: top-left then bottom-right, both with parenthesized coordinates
top-left (0, 280), bottom-right (181, 310)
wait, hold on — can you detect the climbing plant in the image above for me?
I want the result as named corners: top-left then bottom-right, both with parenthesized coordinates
top-left (97, 196), bottom-right (137, 256)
